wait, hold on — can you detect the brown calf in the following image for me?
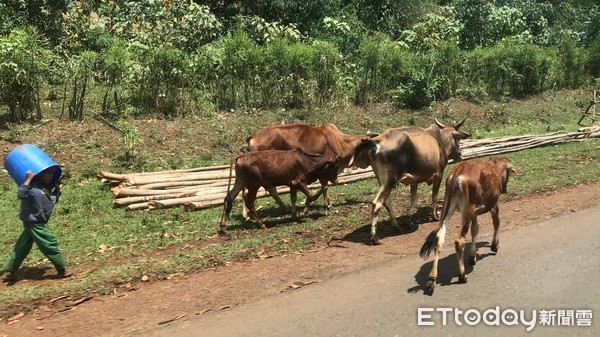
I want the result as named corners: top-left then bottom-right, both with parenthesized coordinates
top-left (219, 148), bottom-right (339, 233)
top-left (419, 157), bottom-right (524, 294)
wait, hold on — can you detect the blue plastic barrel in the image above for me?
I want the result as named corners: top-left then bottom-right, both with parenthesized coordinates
top-left (4, 144), bottom-right (62, 186)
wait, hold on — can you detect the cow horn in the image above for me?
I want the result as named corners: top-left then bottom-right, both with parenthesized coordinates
top-left (434, 118), bottom-right (445, 128)
top-left (453, 117), bottom-right (467, 129)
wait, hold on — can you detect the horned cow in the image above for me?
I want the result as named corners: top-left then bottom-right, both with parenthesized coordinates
top-left (352, 118), bottom-right (471, 245)
top-left (419, 157), bottom-right (524, 295)
top-left (219, 148), bottom-right (339, 233)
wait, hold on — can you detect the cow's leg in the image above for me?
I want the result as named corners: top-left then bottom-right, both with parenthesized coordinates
top-left (244, 187), bottom-right (266, 229)
top-left (298, 183), bottom-right (315, 217)
top-left (407, 184), bottom-right (418, 227)
top-left (462, 204), bottom-right (493, 265)
top-left (490, 205), bottom-right (500, 252)
top-left (455, 206), bottom-right (474, 283)
top-left (265, 187), bottom-right (290, 214)
top-left (308, 182), bottom-right (330, 209)
top-left (290, 187), bottom-right (298, 219)
top-left (370, 183), bottom-right (394, 245)
top-left (469, 216), bottom-right (479, 266)
top-left (219, 180), bottom-right (246, 234)
top-left (383, 197), bottom-right (399, 229)
top-left (241, 188), bottom-right (250, 221)
top-left (426, 224), bottom-right (447, 295)
top-left (322, 184), bottom-right (331, 208)
top-left (431, 176), bottom-right (441, 221)
top-left (425, 195), bottom-right (459, 295)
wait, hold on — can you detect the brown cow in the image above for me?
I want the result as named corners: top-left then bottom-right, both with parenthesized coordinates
top-left (352, 118), bottom-right (471, 245)
top-left (419, 157), bottom-right (524, 294)
top-left (219, 148), bottom-right (339, 233)
top-left (244, 123), bottom-right (369, 212)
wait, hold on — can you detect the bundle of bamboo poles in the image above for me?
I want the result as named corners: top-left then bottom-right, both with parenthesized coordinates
top-left (99, 127), bottom-right (600, 212)
top-left (100, 166), bottom-right (375, 211)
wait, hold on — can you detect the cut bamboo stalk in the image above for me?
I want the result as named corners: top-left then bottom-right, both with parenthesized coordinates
top-left (137, 179), bottom-right (230, 190)
top-left (126, 202), bottom-right (151, 210)
top-left (127, 170), bottom-right (234, 185)
top-left (100, 165), bottom-right (230, 180)
top-left (114, 185), bottom-right (217, 197)
top-left (114, 191), bottom-right (200, 206)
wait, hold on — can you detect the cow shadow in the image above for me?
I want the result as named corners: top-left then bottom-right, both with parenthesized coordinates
top-left (407, 241), bottom-right (495, 295)
top-left (224, 204), bottom-right (331, 232)
top-left (341, 206), bottom-right (435, 245)
top-left (334, 197), bottom-right (371, 207)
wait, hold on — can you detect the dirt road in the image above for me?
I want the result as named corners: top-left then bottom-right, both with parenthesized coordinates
top-left (2, 182), bottom-right (600, 337)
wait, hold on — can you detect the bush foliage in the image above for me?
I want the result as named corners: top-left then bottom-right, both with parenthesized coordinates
top-left (0, 1), bottom-right (599, 121)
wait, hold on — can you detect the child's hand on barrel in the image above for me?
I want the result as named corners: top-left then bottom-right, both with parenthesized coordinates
top-left (24, 170), bottom-right (35, 185)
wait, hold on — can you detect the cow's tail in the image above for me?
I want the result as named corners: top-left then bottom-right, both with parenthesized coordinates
top-left (223, 157), bottom-right (238, 214)
top-left (419, 231), bottom-right (438, 260)
top-left (349, 139), bottom-right (377, 167)
top-left (420, 176), bottom-right (461, 259)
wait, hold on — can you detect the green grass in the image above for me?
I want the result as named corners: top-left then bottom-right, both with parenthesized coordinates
top-left (1, 90), bottom-right (600, 315)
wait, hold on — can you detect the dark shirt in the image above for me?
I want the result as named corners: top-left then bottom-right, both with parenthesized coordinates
top-left (17, 181), bottom-right (61, 223)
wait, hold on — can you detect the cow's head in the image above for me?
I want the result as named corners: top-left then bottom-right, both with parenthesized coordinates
top-left (434, 117), bottom-right (471, 162)
top-left (321, 155), bottom-right (341, 183)
top-left (488, 157), bottom-right (525, 193)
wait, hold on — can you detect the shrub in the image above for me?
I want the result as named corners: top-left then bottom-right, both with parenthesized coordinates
top-left (311, 40), bottom-right (344, 104)
top-left (130, 45), bottom-right (188, 117)
top-left (586, 36), bottom-right (600, 78)
top-left (62, 50), bottom-right (99, 121)
top-left (0, 26), bottom-right (53, 121)
top-left (99, 38), bottom-right (132, 117)
top-left (218, 30), bottom-right (263, 109)
top-left (466, 42), bottom-right (552, 98)
top-left (262, 38), bottom-right (317, 108)
top-left (553, 35), bottom-right (587, 89)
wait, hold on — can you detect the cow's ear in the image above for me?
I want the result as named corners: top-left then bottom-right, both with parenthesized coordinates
top-left (508, 166), bottom-right (524, 176)
top-left (453, 131), bottom-right (471, 140)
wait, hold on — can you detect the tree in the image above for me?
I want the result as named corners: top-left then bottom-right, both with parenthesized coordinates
top-left (399, 6), bottom-right (462, 51)
top-left (0, 0), bottom-right (69, 44)
top-left (354, 0), bottom-right (432, 39)
top-left (455, 0), bottom-right (494, 49)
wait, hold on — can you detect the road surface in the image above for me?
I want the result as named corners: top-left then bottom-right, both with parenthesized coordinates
top-left (144, 205), bottom-right (600, 337)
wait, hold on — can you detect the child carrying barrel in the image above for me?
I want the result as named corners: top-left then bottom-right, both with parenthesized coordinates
top-left (1, 167), bottom-right (69, 282)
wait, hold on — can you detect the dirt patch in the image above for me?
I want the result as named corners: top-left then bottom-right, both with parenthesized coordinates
top-left (2, 181), bottom-right (599, 336)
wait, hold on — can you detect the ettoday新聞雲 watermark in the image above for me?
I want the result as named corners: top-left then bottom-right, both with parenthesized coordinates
top-left (417, 306), bottom-right (593, 331)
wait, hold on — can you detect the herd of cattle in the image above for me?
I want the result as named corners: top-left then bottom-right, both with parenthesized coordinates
top-left (219, 119), bottom-right (524, 294)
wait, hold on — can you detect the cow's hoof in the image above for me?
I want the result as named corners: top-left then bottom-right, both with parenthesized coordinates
top-left (432, 215), bottom-right (439, 222)
top-left (458, 274), bottom-right (468, 284)
top-left (218, 229), bottom-right (227, 236)
top-left (371, 237), bottom-right (382, 245)
top-left (491, 243), bottom-right (499, 253)
top-left (469, 256), bottom-right (476, 265)
top-left (425, 278), bottom-right (436, 295)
